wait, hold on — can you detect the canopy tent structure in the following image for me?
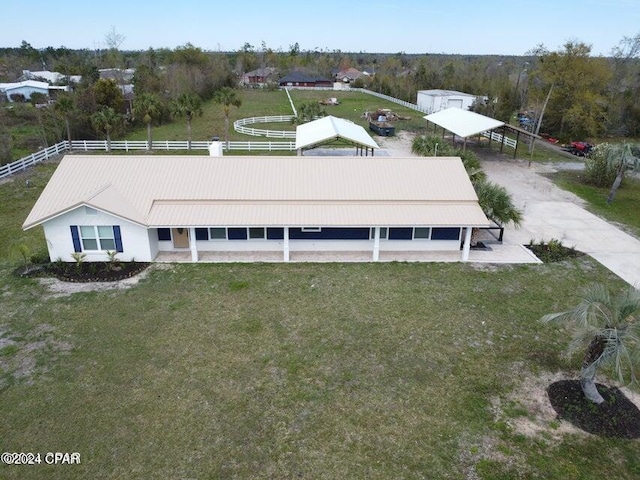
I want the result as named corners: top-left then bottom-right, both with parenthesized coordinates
top-left (295, 116), bottom-right (379, 156)
top-left (424, 108), bottom-right (540, 158)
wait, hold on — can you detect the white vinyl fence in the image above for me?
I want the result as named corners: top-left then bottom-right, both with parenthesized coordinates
top-left (234, 116), bottom-right (297, 138)
top-left (0, 139), bottom-right (296, 180)
top-left (481, 131), bottom-right (517, 149)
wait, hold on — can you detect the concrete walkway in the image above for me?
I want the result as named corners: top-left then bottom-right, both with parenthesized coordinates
top-left (482, 157), bottom-right (640, 287)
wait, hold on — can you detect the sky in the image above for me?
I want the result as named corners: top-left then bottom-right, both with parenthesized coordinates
top-left (2, 0), bottom-right (638, 56)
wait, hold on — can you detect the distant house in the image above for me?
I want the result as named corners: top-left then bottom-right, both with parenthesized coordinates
top-left (334, 67), bottom-right (364, 83)
top-left (278, 71), bottom-right (333, 88)
top-left (23, 155), bottom-right (489, 263)
top-left (0, 80), bottom-right (68, 102)
top-left (99, 68), bottom-right (135, 97)
top-left (241, 67), bottom-right (278, 86)
top-left (20, 70), bottom-right (82, 85)
top-left (417, 90), bottom-right (485, 114)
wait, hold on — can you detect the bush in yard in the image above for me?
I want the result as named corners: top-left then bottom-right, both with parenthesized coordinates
top-left (584, 143), bottom-right (617, 187)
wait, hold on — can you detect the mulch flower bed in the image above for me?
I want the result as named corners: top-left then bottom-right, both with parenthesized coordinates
top-left (17, 262), bottom-right (150, 283)
top-left (526, 239), bottom-right (584, 263)
top-left (548, 380), bottom-right (640, 438)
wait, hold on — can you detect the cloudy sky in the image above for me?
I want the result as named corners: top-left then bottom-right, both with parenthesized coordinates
top-left (3, 0), bottom-right (638, 55)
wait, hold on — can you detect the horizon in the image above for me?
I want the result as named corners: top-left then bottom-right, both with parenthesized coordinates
top-left (2, 0), bottom-right (638, 57)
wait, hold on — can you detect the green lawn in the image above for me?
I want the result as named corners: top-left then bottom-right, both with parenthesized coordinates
top-left (549, 170), bottom-right (640, 238)
top-left (125, 89), bottom-right (431, 144)
top-left (1, 166), bottom-right (639, 479)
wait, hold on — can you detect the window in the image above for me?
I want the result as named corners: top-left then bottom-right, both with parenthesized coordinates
top-left (157, 228), bottom-right (171, 241)
top-left (73, 225), bottom-right (121, 251)
top-left (249, 227), bottom-right (266, 239)
top-left (413, 227), bottom-right (431, 239)
top-left (195, 228), bottom-right (209, 241)
top-left (431, 228), bottom-right (461, 241)
top-left (370, 227), bottom-right (388, 239)
top-left (209, 228), bottom-right (227, 240)
top-left (301, 227), bottom-right (321, 232)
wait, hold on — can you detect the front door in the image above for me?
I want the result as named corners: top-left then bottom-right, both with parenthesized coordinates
top-left (172, 228), bottom-right (189, 248)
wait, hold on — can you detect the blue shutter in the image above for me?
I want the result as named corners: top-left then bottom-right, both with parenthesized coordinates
top-left (70, 225), bottom-right (82, 252)
top-left (113, 226), bottom-right (123, 252)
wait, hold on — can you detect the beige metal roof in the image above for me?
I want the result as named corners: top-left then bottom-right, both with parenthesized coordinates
top-left (23, 155), bottom-right (489, 229)
top-left (295, 115), bottom-right (379, 150)
top-left (424, 108), bottom-right (505, 138)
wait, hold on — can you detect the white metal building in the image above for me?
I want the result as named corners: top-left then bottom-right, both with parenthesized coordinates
top-left (417, 90), bottom-right (483, 114)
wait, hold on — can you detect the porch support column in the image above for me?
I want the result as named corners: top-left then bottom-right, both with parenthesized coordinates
top-left (189, 227), bottom-right (198, 262)
top-left (372, 227), bottom-right (380, 262)
top-left (462, 227), bottom-right (472, 261)
top-left (283, 227), bottom-right (290, 262)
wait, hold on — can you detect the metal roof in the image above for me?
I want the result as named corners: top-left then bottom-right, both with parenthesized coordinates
top-left (418, 89), bottom-right (478, 98)
top-left (295, 116), bottom-right (379, 150)
top-left (23, 155), bottom-right (489, 229)
top-left (424, 108), bottom-right (505, 138)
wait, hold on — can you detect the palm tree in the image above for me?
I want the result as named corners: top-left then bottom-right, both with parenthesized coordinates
top-left (213, 87), bottom-right (242, 150)
top-left (170, 93), bottom-right (203, 150)
top-left (90, 107), bottom-right (121, 153)
top-left (473, 180), bottom-right (523, 228)
top-left (541, 283), bottom-right (640, 404)
top-left (54, 93), bottom-right (74, 147)
top-left (133, 92), bottom-right (163, 151)
top-left (602, 143), bottom-right (640, 204)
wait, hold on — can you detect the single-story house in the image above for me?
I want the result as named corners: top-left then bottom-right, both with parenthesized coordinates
top-left (19, 70), bottom-right (82, 84)
top-left (417, 90), bottom-right (486, 114)
top-left (0, 80), bottom-right (50, 102)
top-left (241, 67), bottom-right (278, 86)
top-left (23, 155), bottom-right (489, 263)
top-left (334, 67), bottom-right (364, 83)
top-left (278, 71), bottom-right (333, 88)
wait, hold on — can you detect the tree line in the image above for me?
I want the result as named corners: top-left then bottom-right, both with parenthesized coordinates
top-left (1, 33), bottom-right (640, 153)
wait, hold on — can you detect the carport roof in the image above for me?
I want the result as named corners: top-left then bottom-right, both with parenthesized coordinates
top-left (295, 115), bottom-right (379, 151)
top-left (424, 108), bottom-right (505, 138)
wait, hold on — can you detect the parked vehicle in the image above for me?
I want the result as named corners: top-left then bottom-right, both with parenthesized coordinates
top-left (562, 141), bottom-right (594, 157)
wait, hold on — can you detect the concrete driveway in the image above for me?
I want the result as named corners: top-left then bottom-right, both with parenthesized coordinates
top-left (481, 156), bottom-right (640, 287)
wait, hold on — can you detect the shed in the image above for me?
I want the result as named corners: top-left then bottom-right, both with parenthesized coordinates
top-left (417, 89), bottom-right (483, 114)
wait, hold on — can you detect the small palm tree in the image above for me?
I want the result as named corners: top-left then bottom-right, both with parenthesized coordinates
top-left (54, 93), bottom-right (75, 147)
top-left (133, 92), bottom-right (163, 151)
top-left (473, 180), bottom-right (523, 228)
top-left (91, 107), bottom-right (121, 152)
top-left (601, 143), bottom-right (640, 204)
top-left (171, 93), bottom-right (203, 150)
top-left (541, 283), bottom-right (640, 404)
top-left (213, 87), bottom-right (242, 150)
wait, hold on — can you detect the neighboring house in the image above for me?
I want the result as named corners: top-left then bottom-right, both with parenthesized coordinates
top-left (20, 70), bottom-right (82, 84)
top-left (23, 155), bottom-right (489, 263)
top-left (417, 90), bottom-right (486, 114)
top-left (334, 67), bottom-right (364, 83)
top-left (0, 80), bottom-right (54, 102)
top-left (99, 68), bottom-right (135, 96)
top-left (278, 71), bottom-right (333, 88)
top-left (241, 67), bottom-right (278, 86)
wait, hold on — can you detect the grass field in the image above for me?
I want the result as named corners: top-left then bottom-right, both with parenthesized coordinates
top-left (125, 89), bottom-right (429, 144)
top-left (549, 170), bottom-right (640, 238)
top-left (2, 163), bottom-right (640, 479)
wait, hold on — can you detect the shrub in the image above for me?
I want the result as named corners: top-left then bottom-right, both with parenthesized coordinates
top-left (584, 144), bottom-right (617, 187)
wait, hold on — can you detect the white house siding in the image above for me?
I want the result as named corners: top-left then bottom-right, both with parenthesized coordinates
top-left (41, 207), bottom-right (152, 262)
top-left (2, 84), bottom-right (48, 101)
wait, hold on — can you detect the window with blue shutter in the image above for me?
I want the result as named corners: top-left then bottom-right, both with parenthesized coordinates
top-left (70, 226), bottom-right (82, 252)
top-left (113, 226), bottom-right (123, 252)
